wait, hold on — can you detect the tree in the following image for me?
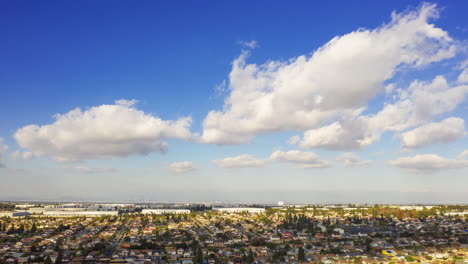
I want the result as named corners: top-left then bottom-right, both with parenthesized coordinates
top-left (17, 224), bottom-right (25, 234)
top-left (55, 251), bottom-right (63, 264)
top-left (246, 248), bottom-right (254, 264)
top-left (30, 245), bottom-right (38, 252)
top-left (44, 256), bottom-right (52, 264)
top-left (7, 224), bottom-right (15, 235)
top-left (365, 238), bottom-right (372, 252)
top-left (31, 222), bottom-right (37, 233)
top-left (195, 247), bottom-right (203, 264)
top-left (298, 247), bottom-right (305, 261)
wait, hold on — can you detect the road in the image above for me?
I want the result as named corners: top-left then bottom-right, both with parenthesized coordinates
top-left (105, 218), bottom-right (135, 257)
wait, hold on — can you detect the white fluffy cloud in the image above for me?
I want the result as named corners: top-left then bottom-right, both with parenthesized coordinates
top-left (299, 116), bottom-right (376, 150)
top-left (213, 154), bottom-right (266, 168)
top-left (64, 166), bottom-right (117, 174)
top-left (11, 150), bottom-right (34, 161)
top-left (270, 150), bottom-right (330, 168)
top-left (0, 138), bottom-right (8, 168)
top-left (336, 152), bottom-right (372, 167)
top-left (399, 117), bottom-right (465, 148)
top-left (168, 161), bottom-right (195, 173)
top-left (389, 154), bottom-right (468, 173)
top-left (201, 4), bottom-right (457, 146)
top-left (14, 100), bottom-right (193, 162)
top-left (299, 76), bottom-right (468, 150)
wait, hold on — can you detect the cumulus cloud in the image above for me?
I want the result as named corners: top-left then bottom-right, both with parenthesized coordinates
top-left (11, 150), bottom-right (34, 161)
top-left (14, 100), bottom-right (193, 162)
top-left (269, 150), bottom-right (330, 168)
top-left (336, 152), bottom-right (372, 167)
top-left (213, 154), bottom-right (266, 168)
top-left (63, 166), bottom-right (117, 174)
top-left (168, 161), bottom-right (195, 173)
top-left (201, 4), bottom-right (457, 146)
top-left (299, 116), bottom-right (376, 150)
top-left (389, 154), bottom-right (468, 173)
top-left (299, 75), bottom-right (468, 150)
top-left (399, 117), bottom-right (465, 148)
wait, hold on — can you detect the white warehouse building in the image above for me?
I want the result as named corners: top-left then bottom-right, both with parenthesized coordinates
top-left (213, 207), bottom-right (265, 213)
top-left (43, 211), bottom-right (119, 217)
top-left (142, 209), bottom-right (190, 215)
top-left (0, 211), bottom-right (31, 217)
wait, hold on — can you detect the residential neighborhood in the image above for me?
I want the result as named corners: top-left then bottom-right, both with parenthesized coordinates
top-left (0, 203), bottom-right (467, 263)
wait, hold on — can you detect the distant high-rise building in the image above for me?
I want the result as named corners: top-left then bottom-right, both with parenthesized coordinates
top-left (277, 201), bottom-right (284, 206)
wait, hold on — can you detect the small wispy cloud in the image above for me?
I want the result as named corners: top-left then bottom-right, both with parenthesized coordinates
top-left (287, 135), bottom-right (301, 145)
top-left (168, 161), bottom-right (195, 173)
top-left (238, 40), bottom-right (258, 49)
top-left (64, 166), bottom-right (117, 174)
top-left (336, 152), bottom-right (372, 168)
top-left (214, 79), bottom-right (227, 96)
top-left (213, 155), bottom-right (265, 169)
top-left (213, 150), bottom-right (330, 169)
top-left (270, 150), bottom-right (330, 169)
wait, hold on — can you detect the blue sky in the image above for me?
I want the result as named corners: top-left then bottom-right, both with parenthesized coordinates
top-left (0, 1), bottom-right (467, 203)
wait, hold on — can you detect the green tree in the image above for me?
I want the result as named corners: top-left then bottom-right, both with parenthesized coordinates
top-left (195, 247), bottom-right (203, 264)
top-left (55, 250), bottom-right (63, 264)
top-left (44, 256), bottom-right (52, 264)
top-left (298, 247), bottom-right (305, 261)
top-left (246, 248), bottom-right (254, 264)
top-left (30, 222), bottom-right (37, 233)
top-left (17, 224), bottom-right (25, 234)
top-left (7, 224), bottom-right (15, 234)
top-left (30, 245), bottom-right (38, 252)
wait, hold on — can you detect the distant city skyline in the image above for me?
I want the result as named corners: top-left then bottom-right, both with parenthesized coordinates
top-left (1, 1), bottom-right (467, 203)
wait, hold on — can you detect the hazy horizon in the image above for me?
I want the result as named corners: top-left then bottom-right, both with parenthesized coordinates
top-left (1, 189), bottom-right (467, 205)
